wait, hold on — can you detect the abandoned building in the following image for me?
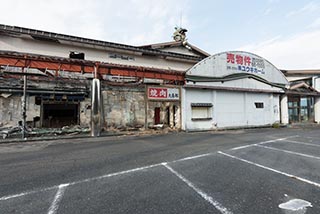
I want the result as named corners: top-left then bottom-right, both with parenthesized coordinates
top-left (1, 24), bottom-right (320, 137)
top-left (0, 24), bottom-right (209, 135)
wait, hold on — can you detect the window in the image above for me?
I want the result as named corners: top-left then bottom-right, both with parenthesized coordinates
top-left (255, 102), bottom-right (264, 108)
top-left (109, 53), bottom-right (135, 61)
top-left (69, 51), bottom-right (85, 60)
top-left (191, 103), bottom-right (213, 120)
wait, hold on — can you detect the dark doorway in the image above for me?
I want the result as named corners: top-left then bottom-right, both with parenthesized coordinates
top-left (154, 107), bottom-right (160, 125)
top-left (166, 107), bottom-right (170, 125)
top-left (42, 103), bottom-right (79, 128)
top-left (173, 105), bottom-right (176, 127)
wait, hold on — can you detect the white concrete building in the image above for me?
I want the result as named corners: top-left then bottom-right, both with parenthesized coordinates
top-left (182, 51), bottom-right (289, 131)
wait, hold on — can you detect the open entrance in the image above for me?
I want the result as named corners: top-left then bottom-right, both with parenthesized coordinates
top-left (166, 107), bottom-right (170, 125)
top-left (42, 103), bottom-right (79, 128)
top-left (173, 105), bottom-right (177, 127)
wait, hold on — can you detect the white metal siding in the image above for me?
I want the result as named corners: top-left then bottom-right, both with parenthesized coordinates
top-left (183, 89), bottom-right (280, 131)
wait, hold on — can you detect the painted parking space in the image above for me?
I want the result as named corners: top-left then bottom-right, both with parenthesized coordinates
top-left (1, 134), bottom-right (320, 213)
top-left (0, 188), bottom-right (57, 214)
top-left (168, 153), bottom-right (320, 213)
top-left (59, 166), bottom-right (220, 214)
top-left (258, 140), bottom-right (320, 159)
top-left (225, 143), bottom-right (320, 185)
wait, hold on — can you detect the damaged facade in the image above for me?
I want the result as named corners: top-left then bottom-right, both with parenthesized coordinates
top-left (0, 24), bottom-right (209, 135)
top-left (1, 24), bottom-right (319, 138)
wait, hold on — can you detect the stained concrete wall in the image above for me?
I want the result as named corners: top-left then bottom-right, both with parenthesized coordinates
top-left (0, 95), bottom-right (22, 126)
top-left (26, 96), bottom-right (41, 126)
top-left (147, 101), bottom-right (181, 129)
top-left (0, 95), bottom-right (41, 127)
top-left (102, 86), bottom-right (145, 129)
top-left (0, 83), bottom-right (181, 130)
top-left (101, 85), bottom-right (181, 129)
top-left (80, 98), bottom-right (91, 127)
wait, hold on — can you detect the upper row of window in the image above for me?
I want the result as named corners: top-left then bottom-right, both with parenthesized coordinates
top-left (68, 52), bottom-right (135, 61)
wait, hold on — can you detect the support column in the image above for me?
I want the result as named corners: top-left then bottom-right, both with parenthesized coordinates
top-left (169, 104), bottom-right (174, 128)
top-left (314, 97), bottom-right (320, 124)
top-left (280, 95), bottom-right (289, 124)
top-left (22, 67), bottom-right (27, 139)
top-left (144, 85), bottom-right (148, 129)
top-left (91, 78), bottom-right (103, 137)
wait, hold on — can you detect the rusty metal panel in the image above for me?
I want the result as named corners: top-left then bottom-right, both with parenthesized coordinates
top-left (0, 51), bottom-right (185, 82)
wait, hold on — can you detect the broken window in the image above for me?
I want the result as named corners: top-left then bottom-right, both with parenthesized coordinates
top-left (255, 102), bottom-right (264, 109)
top-left (69, 51), bottom-right (85, 60)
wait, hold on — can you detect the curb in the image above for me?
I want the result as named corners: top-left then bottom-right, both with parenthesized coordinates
top-left (0, 132), bottom-right (125, 144)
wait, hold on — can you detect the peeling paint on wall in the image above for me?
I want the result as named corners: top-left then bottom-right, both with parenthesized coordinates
top-left (103, 88), bottom-right (145, 129)
top-left (0, 95), bottom-right (22, 127)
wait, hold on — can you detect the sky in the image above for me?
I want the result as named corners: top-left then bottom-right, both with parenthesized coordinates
top-left (1, 0), bottom-right (320, 70)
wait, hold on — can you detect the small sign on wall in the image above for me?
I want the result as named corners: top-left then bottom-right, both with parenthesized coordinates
top-left (147, 87), bottom-right (180, 101)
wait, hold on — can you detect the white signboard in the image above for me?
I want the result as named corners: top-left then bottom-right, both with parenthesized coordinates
top-left (148, 87), bottom-right (180, 101)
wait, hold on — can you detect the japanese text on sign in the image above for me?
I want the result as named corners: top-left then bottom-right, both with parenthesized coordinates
top-left (148, 87), bottom-right (179, 100)
top-left (226, 53), bottom-right (265, 75)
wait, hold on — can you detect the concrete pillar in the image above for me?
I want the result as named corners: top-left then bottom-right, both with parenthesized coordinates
top-left (169, 104), bottom-right (174, 128)
top-left (280, 95), bottom-right (289, 124)
top-left (315, 97), bottom-right (320, 124)
top-left (91, 78), bottom-right (103, 137)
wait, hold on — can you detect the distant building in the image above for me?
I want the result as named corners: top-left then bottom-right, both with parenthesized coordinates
top-left (281, 69), bottom-right (320, 124)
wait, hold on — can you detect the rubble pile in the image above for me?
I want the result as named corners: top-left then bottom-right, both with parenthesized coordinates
top-left (0, 124), bottom-right (90, 139)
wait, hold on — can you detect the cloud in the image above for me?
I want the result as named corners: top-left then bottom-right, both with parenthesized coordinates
top-left (267, 0), bottom-right (280, 3)
top-left (237, 30), bottom-right (320, 69)
top-left (308, 17), bottom-right (320, 29)
top-left (263, 8), bottom-right (272, 16)
top-left (0, 0), bottom-right (190, 45)
top-left (286, 1), bottom-right (320, 18)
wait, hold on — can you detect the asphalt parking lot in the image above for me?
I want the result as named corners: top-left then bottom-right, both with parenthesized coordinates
top-left (1, 128), bottom-right (320, 213)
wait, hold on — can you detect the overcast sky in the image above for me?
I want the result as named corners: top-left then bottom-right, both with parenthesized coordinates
top-left (1, 0), bottom-right (320, 70)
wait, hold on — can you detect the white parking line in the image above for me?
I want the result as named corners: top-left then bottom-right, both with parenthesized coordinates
top-left (283, 139), bottom-right (320, 148)
top-left (0, 186), bottom-right (58, 201)
top-left (230, 136), bottom-right (298, 151)
top-left (69, 163), bottom-right (164, 186)
top-left (256, 145), bottom-right (320, 161)
top-left (218, 151), bottom-right (320, 188)
top-left (162, 163), bottom-right (233, 214)
top-left (171, 153), bottom-right (212, 163)
top-left (47, 184), bottom-right (69, 214)
top-left (0, 153), bottom-right (214, 201)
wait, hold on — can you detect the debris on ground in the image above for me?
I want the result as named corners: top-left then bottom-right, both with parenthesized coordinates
top-left (0, 126), bottom-right (22, 139)
top-left (0, 125), bottom-right (90, 139)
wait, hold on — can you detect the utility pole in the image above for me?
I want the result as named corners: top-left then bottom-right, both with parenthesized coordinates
top-left (22, 67), bottom-right (27, 139)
